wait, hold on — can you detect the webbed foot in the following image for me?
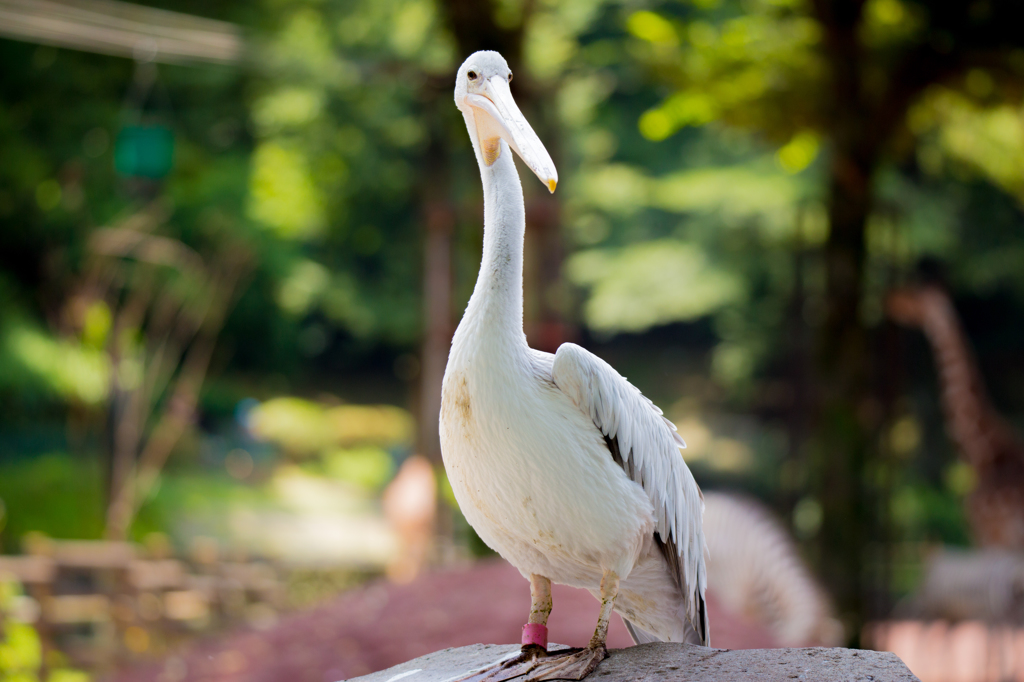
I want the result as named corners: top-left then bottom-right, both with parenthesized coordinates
top-left (454, 644), bottom-right (554, 682)
top-left (525, 645), bottom-right (606, 681)
top-left (454, 645), bottom-right (606, 682)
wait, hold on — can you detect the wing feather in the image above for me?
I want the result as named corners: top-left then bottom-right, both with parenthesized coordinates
top-left (551, 343), bottom-right (710, 645)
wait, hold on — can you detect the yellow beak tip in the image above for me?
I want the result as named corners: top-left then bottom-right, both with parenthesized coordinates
top-left (547, 179), bottom-right (557, 193)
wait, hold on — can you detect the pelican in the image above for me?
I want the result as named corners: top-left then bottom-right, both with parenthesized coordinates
top-left (441, 51), bottom-right (709, 680)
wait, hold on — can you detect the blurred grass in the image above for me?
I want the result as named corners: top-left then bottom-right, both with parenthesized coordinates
top-left (0, 454), bottom-right (105, 548)
top-left (319, 447), bottom-right (394, 491)
top-left (132, 471), bottom-right (275, 545)
top-left (0, 442), bottom-right (401, 554)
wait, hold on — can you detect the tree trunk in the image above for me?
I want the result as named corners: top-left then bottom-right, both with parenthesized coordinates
top-left (808, 0), bottom-right (881, 637)
top-left (814, 144), bottom-right (875, 637)
top-left (420, 194), bottom-right (453, 464)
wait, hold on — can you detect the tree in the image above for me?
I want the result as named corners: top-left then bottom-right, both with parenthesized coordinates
top-left (625, 0), bottom-right (1024, 629)
top-left (72, 204), bottom-right (250, 539)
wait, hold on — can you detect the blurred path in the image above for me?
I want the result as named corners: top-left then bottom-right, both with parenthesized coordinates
top-left (104, 559), bottom-right (776, 682)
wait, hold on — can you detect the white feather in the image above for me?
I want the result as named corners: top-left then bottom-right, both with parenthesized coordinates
top-left (551, 343), bottom-right (708, 638)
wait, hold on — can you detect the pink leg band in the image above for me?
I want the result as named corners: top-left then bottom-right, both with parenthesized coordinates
top-left (522, 623), bottom-right (548, 648)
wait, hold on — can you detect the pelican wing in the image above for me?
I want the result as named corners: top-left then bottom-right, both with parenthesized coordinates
top-left (551, 342), bottom-right (709, 645)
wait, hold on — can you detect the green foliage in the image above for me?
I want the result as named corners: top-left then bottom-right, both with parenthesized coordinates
top-left (0, 455), bottom-right (105, 549)
top-left (0, 620), bottom-right (41, 678)
top-left (629, 1), bottom-right (825, 144)
top-left (248, 398), bottom-right (414, 457)
top-left (0, 0), bottom-right (840, 406)
top-left (568, 240), bottom-right (743, 332)
top-left (0, 578), bottom-right (89, 682)
top-left (890, 483), bottom-right (971, 547)
top-left (237, 0), bottom-right (458, 347)
top-left (321, 447), bottom-right (395, 491)
top-left (0, 323), bottom-right (109, 406)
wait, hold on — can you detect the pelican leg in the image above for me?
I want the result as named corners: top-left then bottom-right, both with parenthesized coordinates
top-left (453, 575), bottom-right (558, 682)
top-left (456, 573), bottom-right (615, 682)
top-left (522, 570), bottom-right (616, 681)
top-left (525, 574), bottom-right (553, 652)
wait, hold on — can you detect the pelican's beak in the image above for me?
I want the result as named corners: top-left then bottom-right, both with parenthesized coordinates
top-left (465, 76), bottom-right (558, 193)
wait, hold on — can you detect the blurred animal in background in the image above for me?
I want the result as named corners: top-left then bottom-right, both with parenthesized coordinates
top-left (382, 455), bottom-right (436, 584)
top-left (900, 547), bottom-right (1024, 623)
top-left (887, 284), bottom-right (1024, 549)
top-left (703, 492), bottom-right (843, 647)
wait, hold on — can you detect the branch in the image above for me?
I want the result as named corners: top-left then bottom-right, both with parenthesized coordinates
top-left (105, 251), bottom-right (250, 540)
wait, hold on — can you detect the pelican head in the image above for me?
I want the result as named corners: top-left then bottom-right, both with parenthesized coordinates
top-left (455, 51), bottom-right (557, 193)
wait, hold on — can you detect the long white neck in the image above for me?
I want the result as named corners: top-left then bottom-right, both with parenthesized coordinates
top-left (453, 138), bottom-right (529, 355)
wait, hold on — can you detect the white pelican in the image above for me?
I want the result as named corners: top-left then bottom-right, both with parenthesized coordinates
top-left (441, 51), bottom-right (709, 680)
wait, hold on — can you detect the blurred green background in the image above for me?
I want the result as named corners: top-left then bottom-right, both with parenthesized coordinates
top-left (3, 0), bottom-right (1024, 677)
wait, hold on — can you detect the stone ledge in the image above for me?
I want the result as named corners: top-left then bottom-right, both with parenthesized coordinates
top-left (349, 643), bottom-right (920, 682)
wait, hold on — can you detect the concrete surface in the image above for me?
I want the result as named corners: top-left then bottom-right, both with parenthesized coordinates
top-left (348, 643), bottom-right (920, 682)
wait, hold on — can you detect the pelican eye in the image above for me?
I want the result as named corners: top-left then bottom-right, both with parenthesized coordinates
top-left (508, 73), bottom-right (513, 82)
top-left (468, 70), bottom-right (478, 81)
